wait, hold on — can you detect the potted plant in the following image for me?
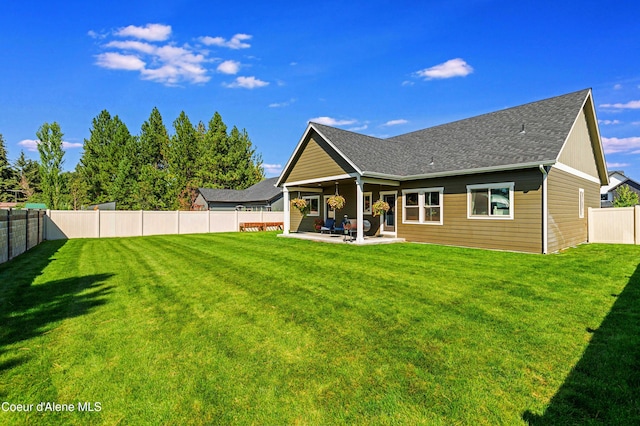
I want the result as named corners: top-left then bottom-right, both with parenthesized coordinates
top-left (313, 218), bottom-right (324, 232)
top-left (327, 194), bottom-right (346, 210)
top-left (372, 199), bottom-right (390, 217)
top-left (291, 198), bottom-right (310, 216)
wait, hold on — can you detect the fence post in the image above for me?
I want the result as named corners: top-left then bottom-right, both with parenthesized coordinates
top-left (25, 210), bottom-right (29, 252)
top-left (587, 207), bottom-right (593, 243)
top-left (6, 209), bottom-right (10, 260)
top-left (636, 205), bottom-right (640, 245)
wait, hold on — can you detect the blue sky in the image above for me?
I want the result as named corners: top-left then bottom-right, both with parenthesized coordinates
top-left (1, 1), bottom-right (640, 180)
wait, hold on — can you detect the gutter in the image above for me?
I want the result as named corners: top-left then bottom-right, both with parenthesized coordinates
top-left (539, 164), bottom-right (548, 254)
top-left (362, 160), bottom-right (557, 182)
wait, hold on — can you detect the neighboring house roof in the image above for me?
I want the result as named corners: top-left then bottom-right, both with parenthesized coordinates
top-left (278, 89), bottom-right (608, 186)
top-left (198, 177), bottom-right (282, 203)
top-left (603, 171), bottom-right (640, 193)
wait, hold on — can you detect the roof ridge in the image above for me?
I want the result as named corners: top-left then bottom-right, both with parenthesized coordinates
top-left (390, 88), bottom-right (591, 140)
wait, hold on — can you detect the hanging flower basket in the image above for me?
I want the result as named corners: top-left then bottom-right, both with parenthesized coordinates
top-left (291, 198), bottom-right (310, 216)
top-left (327, 195), bottom-right (346, 210)
top-left (372, 199), bottom-right (390, 217)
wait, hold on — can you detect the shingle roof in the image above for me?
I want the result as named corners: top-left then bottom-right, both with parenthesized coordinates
top-left (199, 177), bottom-right (281, 203)
top-left (310, 89), bottom-right (592, 178)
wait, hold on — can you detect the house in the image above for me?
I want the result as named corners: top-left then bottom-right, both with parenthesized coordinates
top-left (194, 177), bottom-right (284, 211)
top-left (600, 171), bottom-right (640, 207)
top-left (276, 89), bottom-right (609, 253)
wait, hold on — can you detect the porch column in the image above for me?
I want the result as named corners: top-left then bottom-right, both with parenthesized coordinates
top-left (283, 186), bottom-right (290, 235)
top-left (356, 177), bottom-right (364, 243)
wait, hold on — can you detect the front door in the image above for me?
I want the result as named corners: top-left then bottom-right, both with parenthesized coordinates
top-left (380, 192), bottom-right (396, 234)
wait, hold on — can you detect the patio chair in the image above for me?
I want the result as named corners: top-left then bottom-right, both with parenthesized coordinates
top-left (320, 218), bottom-right (336, 234)
top-left (333, 217), bottom-right (347, 235)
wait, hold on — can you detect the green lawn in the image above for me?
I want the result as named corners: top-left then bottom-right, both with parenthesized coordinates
top-left (1, 233), bottom-right (639, 425)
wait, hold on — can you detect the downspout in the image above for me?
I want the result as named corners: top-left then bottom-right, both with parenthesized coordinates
top-left (539, 165), bottom-right (548, 254)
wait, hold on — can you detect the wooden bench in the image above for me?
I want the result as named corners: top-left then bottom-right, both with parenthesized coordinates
top-left (239, 222), bottom-right (284, 232)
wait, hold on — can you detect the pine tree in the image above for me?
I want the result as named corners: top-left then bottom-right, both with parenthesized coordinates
top-left (0, 134), bottom-right (19, 202)
top-left (138, 108), bottom-right (170, 210)
top-left (36, 122), bottom-right (66, 209)
top-left (225, 126), bottom-right (265, 189)
top-left (78, 110), bottom-right (136, 207)
top-left (167, 111), bottom-right (199, 209)
top-left (195, 112), bottom-right (264, 190)
top-left (14, 150), bottom-right (40, 201)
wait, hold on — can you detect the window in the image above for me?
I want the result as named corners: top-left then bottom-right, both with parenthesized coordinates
top-left (579, 188), bottom-right (585, 218)
top-left (363, 192), bottom-right (372, 214)
top-left (402, 188), bottom-right (443, 225)
top-left (303, 195), bottom-right (320, 216)
top-left (467, 183), bottom-right (514, 220)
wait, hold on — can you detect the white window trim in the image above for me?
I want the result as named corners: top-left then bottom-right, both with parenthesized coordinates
top-left (363, 192), bottom-right (372, 215)
top-left (402, 187), bottom-right (444, 225)
top-left (579, 188), bottom-right (585, 218)
top-left (467, 182), bottom-right (514, 220)
top-left (302, 195), bottom-right (320, 217)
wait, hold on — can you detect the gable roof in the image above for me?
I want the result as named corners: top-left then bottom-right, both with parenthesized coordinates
top-left (278, 89), bottom-right (608, 186)
top-left (198, 177), bottom-right (281, 203)
top-left (605, 171), bottom-right (640, 193)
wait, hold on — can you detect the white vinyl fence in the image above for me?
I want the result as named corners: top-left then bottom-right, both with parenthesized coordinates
top-left (588, 206), bottom-right (640, 245)
top-left (45, 210), bottom-right (284, 240)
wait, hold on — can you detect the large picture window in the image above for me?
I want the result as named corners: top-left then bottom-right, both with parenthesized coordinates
top-left (402, 188), bottom-right (443, 225)
top-left (467, 183), bottom-right (514, 219)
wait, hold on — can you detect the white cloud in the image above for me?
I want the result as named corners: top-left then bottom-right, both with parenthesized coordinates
top-left (309, 117), bottom-right (357, 126)
top-left (93, 27), bottom-right (216, 85)
top-left (415, 58), bottom-right (473, 80)
top-left (18, 139), bottom-right (38, 151)
top-left (383, 119), bottom-right (408, 126)
top-left (349, 124), bottom-right (369, 131)
top-left (115, 23), bottom-right (172, 41)
top-left (269, 98), bottom-right (296, 108)
top-left (401, 80), bottom-right (415, 86)
top-left (263, 163), bottom-right (283, 175)
top-left (95, 52), bottom-right (146, 70)
top-left (614, 84), bottom-right (623, 90)
top-left (199, 33), bottom-right (252, 49)
top-left (600, 100), bottom-right (640, 109)
top-left (602, 136), bottom-right (640, 154)
top-left (607, 162), bottom-right (630, 168)
top-left (598, 119), bottom-right (621, 125)
top-left (91, 24), bottom-right (268, 86)
top-left (63, 142), bottom-right (84, 149)
top-left (105, 40), bottom-right (156, 54)
top-left (18, 139), bottom-right (83, 152)
top-left (223, 76), bottom-right (269, 89)
top-left (217, 60), bottom-right (241, 75)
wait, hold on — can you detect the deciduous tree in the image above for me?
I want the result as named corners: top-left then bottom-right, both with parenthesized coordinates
top-left (614, 185), bottom-right (639, 207)
top-left (36, 122), bottom-right (65, 209)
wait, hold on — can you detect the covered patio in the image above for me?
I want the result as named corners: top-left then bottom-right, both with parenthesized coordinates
top-left (281, 174), bottom-right (401, 244)
top-left (278, 231), bottom-right (404, 245)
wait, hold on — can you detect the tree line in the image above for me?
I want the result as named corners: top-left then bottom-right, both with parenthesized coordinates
top-left (0, 109), bottom-right (265, 210)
